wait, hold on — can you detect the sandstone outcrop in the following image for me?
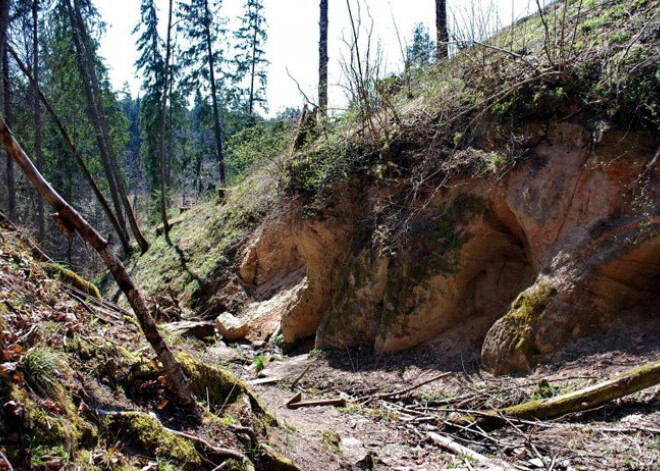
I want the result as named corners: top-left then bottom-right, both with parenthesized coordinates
top-left (234, 122), bottom-right (660, 374)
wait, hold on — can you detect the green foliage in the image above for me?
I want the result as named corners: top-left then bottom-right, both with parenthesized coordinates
top-left (226, 116), bottom-right (292, 181)
top-left (22, 349), bottom-right (60, 398)
top-left (406, 23), bottom-right (435, 71)
top-left (233, 0), bottom-right (269, 116)
top-left (253, 355), bottom-right (265, 374)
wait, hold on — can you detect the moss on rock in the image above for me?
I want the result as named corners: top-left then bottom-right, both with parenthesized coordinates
top-left (506, 282), bottom-right (557, 340)
top-left (46, 263), bottom-right (102, 300)
top-left (109, 412), bottom-right (201, 469)
top-left (20, 394), bottom-right (98, 451)
top-left (175, 352), bottom-right (269, 417)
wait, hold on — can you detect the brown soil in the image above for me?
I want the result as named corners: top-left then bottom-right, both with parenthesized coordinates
top-left (214, 313), bottom-right (660, 470)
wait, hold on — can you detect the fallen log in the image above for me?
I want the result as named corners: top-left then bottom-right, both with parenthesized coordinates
top-left (426, 432), bottom-right (512, 470)
top-left (286, 398), bottom-right (347, 410)
top-left (454, 358), bottom-right (660, 427)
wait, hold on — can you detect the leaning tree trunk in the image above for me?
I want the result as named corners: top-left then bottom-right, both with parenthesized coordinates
top-left (65, 0), bottom-right (127, 241)
top-left (0, 116), bottom-right (198, 409)
top-left (33, 0), bottom-right (45, 242)
top-left (454, 358), bottom-right (660, 428)
top-left (203, 0), bottom-right (226, 186)
top-left (70, 0), bottom-right (149, 253)
top-left (436, 0), bottom-right (448, 60)
top-left (8, 46), bottom-right (131, 253)
top-left (319, 0), bottom-right (328, 118)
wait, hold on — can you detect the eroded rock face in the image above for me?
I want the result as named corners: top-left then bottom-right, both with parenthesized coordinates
top-left (231, 122), bottom-right (660, 374)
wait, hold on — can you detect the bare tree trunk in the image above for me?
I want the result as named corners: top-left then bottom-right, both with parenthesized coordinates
top-left (8, 45), bottom-right (131, 253)
top-left (69, 0), bottom-right (149, 253)
top-left (248, 11), bottom-right (258, 118)
top-left (203, 0), bottom-right (225, 186)
top-left (33, 0), bottom-right (45, 242)
top-left (65, 0), bottom-right (126, 241)
top-left (159, 0), bottom-right (173, 236)
top-left (436, 0), bottom-right (448, 60)
top-left (0, 0), bottom-right (16, 223)
top-left (319, 0), bottom-right (328, 118)
top-left (0, 116), bottom-right (198, 410)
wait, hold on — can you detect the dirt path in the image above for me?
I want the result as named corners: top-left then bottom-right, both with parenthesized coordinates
top-left (204, 316), bottom-right (660, 470)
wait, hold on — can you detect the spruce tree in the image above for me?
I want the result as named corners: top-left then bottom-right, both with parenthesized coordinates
top-left (233, 0), bottom-right (268, 119)
top-left (134, 0), bottom-right (165, 191)
top-left (178, 0), bottom-right (226, 185)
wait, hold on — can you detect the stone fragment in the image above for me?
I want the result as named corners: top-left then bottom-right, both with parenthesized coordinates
top-left (215, 312), bottom-right (249, 341)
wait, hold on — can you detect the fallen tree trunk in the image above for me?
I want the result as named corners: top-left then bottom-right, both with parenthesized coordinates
top-left (0, 116), bottom-right (197, 410)
top-left (454, 358), bottom-right (660, 427)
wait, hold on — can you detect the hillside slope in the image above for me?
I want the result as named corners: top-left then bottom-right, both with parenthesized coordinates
top-left (125, 0), bottom-right (660, 375)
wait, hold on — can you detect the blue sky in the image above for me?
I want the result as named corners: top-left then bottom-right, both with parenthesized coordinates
top-left (97, 0), bottom-right (542, 116)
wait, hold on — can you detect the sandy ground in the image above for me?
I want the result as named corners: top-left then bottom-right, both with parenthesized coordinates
top-left (209, 315), bottom-right (660, 470)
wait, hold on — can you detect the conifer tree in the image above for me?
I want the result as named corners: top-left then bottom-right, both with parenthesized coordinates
top-left (178, 0), bottom-right (226, 185)
top-left (134, 0), bottom-right (165, 192)
top-left (233, 0), bottom-right (268, 119)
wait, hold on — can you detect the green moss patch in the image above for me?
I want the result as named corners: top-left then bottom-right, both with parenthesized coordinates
top-left (109, 412), bottom-right (201, 469)
top-left (46, 263), bottom-right (102, 300)
top-left (175, 352), bottom-right (268, 417)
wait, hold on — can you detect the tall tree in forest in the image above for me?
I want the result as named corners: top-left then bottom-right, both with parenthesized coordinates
top-left (57, 0), bottom-right (128, 246)
top-left (436, 0), bottom-right (448, 60)
top-left (233, 0), bottom-right (268, 118)
top-left (159, 0), bottom-right (174, 235)
top-left (67, 0), bottom-right (149, 253)
top-left (33, 0), bottom-right (45, 241)
top-left (9, 45), bottom-right (132, 253)
top-left (179, 0), bottom-right (226, 185)
top-left (134, 0), bottom-right (165, 193)
top-left (319, 0), bottom-right (328, 118)
top-left (0, 0), bottom-right (16, 222)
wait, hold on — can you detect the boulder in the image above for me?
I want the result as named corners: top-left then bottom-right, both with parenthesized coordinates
top-left (215, 312), bottom-right (249, 342)
top-left (162, 320), bottom-right (215, 339)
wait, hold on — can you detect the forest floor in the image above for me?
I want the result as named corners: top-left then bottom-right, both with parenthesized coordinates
top-left (197, 314), bottom-right (660, 471)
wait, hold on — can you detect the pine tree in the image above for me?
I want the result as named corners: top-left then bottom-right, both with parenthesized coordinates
top-left (178, 0), bottom-right (226, 185)
top-left (67, 0), bottom-right (149, 252)
top-left (407, 23), bottom-right (435, 69)
top-left (0, 0), bottom-right (15, 222)
top-left (159, 0), bottom-right (174, 235)
top-left (233, 0), bottom-right (268, 119)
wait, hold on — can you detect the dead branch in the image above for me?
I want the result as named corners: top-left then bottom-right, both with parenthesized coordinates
top-left (360, 372), bottom-right (453, 403)
top-left (287, 398), bottom-right (347, 409)
top-left (0, 449), bottom-right (14, 471)
top-left (290, 362), bottom-right (314, 391)
top-left (0, 117), bottom-right (198, 410)
top-left (453, 358), bottom-right (660, 428)
top-left (166, 428), bottom-right (247, 461)
top-left (426, 432), bottom-right (511, 470)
